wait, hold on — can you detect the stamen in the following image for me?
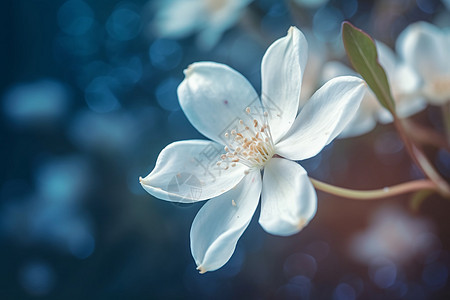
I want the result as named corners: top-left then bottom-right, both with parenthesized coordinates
top-left (216, 106), bottom-right (275, 170)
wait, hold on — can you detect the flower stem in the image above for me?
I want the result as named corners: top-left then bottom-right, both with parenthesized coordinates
top-left (394, 117), bottom-right (450, 198)
top-left (309, 177), bottom-right (437, 200)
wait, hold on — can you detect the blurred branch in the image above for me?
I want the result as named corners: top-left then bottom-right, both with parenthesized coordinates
top-left (402, 118), bottom-right (450, 152)
top-left (310, 178), bottom-right (437, 200)
top-left (394, 118), bottom-right (450, 198)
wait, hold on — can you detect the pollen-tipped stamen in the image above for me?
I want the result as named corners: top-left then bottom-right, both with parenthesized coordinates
top-left (217, 106), bottom-right (275, 170)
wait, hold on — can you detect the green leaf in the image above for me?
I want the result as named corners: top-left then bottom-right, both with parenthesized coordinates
top-left (341, 21), bottom-right (396, 114)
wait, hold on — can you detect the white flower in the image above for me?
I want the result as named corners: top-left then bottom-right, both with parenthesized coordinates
top-left (299, 30), bottom-right (327, 104)
top-left (293, 0), bottom-right (329, 9)
top-left (397, 21), bottom-right (450, 105)
top-left (443, 0), bottom-right (450, 11)
top-left (140, 27), bottom-right (365, 273)
top-left (152, 0), bottom-right (252, 49)
top-left (350, 205), bottom-right (436, 265)
top-left (322, 42), bottom-right (425, 138)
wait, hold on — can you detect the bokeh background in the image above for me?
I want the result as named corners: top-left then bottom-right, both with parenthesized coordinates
top-left (2, 0), bottom-right (450, 299)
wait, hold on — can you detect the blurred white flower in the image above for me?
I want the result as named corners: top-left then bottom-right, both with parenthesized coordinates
top-left (152, 0), bottom-right (252, 49)
top-left (322, 41), bottom-right (425, 138)
top-left (294, 0), bottom-right (329, 9)
top-left (140, 27), bottom-right (365, 273)
top-left (350, 205), bottom-right (437, 264)
top-left (299, 30), bottom-right (327, 104)
top-left (443, 0), bottom-right (450, 10)
top-left (397, 21), bottom-right (450, 105)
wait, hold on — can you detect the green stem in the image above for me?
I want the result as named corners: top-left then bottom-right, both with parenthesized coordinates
top-left (310, 178), bottom-right (437, 200)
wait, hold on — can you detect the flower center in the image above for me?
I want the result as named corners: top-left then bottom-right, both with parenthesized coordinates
top-left (424, 76), bottom-right (450, 101)
top-left (217, 107), bottom-right (275, 171)
top-left (432, 77), bottom-right (450, 95)
top-left (205, 0), bottom-right (228, 13)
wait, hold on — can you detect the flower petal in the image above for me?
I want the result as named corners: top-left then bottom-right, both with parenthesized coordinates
top-left (153, 0), bottom-right (203, 38)
top-left (196, 0), bottom-right (251, 49)
top-left (261, 26), bottom-right (308, 143)
top-left (376, 41), bottom-right (397, 79)
top-left (276, 76), bottom-right (365, 161)
top-left (140, 140), bottom-right (247, 203)
top-left (393, 63), bottom-right (421, 96)
top-left (259, 158), bottom-right (316, 236)
top-left (396, 22), bottom-right (449, 79)
top-left (190, 170), bottom-right (262, 273)
top-left (321, 62), bottom-right (378, 137)
top-left (178, 62), bottom-right (262, 145)
top-left (321, 61), bottom-right (357, 81)
top-left (340, 101), bottom-right (378, 138)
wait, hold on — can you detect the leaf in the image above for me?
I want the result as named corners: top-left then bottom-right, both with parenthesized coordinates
top-left (341, 21), bottom-right (396, 114)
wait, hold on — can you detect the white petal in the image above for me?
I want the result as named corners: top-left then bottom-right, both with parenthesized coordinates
top-left (376, 41), bottom-right (397, 80)
top-left (196, 27), bottom-right (223, 50)
top-left (321, 61), bottom-right (357, 82)
top-left (392, 63), bottom-right (421, 95)
top-left (377, 108), bottom-right (394, 124)
top-left (339, 101), bottom-right (377, 138)
top-left (321, 62), bottom-right (379, 137)
top-left (259, 158), bottom-right (316, 236)
top-left (190, 170), bottom-right (262, 273)
top-left (396, 95), bottom-right (426, 119)
top-left (140, 140), bottom-right (247, 203)
top-left (205, 0), bottom-right (251, 28)
top-left (276, 76), bottom-right (365, 161)
top-left (445, 0), bottom-right (450, 9)
top-left (396, 22), bottom-right (449, 79)
top-left (294, 0), bottom-right (329, 8)
top-left (299, 30), bottom-right (326, 105)
top-left (195, 0), bottom-right (245, 50)
top-left (261, 26), bottom-right (308, 143)
top-left (178, 62), bottom-right (262, 145)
